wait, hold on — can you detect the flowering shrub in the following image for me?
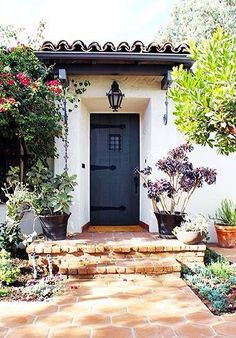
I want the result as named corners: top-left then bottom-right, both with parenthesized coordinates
top-left (135, 144), bottom-right (217, 214)
top-left (0, 43), bottom-right (90, 162)
top-left (0, 44), bottom-right (63, 160)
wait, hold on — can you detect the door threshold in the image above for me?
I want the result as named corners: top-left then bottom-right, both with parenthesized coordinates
top-left (87, 225), bottom-right (146, 232)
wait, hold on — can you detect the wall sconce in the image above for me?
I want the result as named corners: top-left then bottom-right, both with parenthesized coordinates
top-left (161, 71), bottom-right (173, 125)
top-left (106, 81), bottom-right (124, 112)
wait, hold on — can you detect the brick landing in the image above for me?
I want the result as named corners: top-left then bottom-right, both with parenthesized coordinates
top-left (27, 232), bottom-right (206, 278)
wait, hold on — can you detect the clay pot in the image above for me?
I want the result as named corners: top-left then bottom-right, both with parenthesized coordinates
top-left (215, 223), bottom-right (236, 248)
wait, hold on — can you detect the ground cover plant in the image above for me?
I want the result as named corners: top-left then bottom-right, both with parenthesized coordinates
top-left (182, 249), bottom-right (236, 314)
top-left (0, 249), bottom-right (65, 301)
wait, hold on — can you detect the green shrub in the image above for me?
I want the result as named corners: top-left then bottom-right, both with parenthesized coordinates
top-left (206, 260), bottom-right (236, 279)
top-left (0, 250), bottom-right (20, 285)
top-left (0, 288), bottom-right (10, 297)
top-left (0, 221), bottom-right (22, 253)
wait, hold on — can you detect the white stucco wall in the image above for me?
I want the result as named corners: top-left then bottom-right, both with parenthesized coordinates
top-left (1, 75), bottom-right (235, 242)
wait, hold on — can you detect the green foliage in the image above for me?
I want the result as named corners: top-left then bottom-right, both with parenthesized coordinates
top-left (0, 221), bottom-right (22, 253)
top-left (0, 287), bottom-right (10, 297)
top-left (206, 260), bottom-right (236, 279)
top-left (0, 250), bottom-right (20, 285)
top-left (169, 29), bottom-right (236, 155)
top-left (155, 0), bottom-right (236, 45)
top-left (0, 44), bottom-right (62, 161)
top-left (183, 258), bottom-right (236, 313)
top-left (204, 248), bottom-right (222, 265)
top-left (0, 29), bottom-right (90, 163)
top-left (27, 161), bottom-right (77, 215)
top-left (215, 199), bottom-right (236, 225)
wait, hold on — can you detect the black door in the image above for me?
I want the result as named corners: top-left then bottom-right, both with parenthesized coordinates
top-left (90, 114), bottom-right (139, 225)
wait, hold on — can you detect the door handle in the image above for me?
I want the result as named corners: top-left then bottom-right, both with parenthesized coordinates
top-left (134, 176), bottom-right (139, 194)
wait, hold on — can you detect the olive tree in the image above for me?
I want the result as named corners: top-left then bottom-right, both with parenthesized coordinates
top-left (169, 29), bottom-right (236, 155)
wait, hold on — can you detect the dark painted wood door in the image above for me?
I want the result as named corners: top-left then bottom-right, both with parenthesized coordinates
top-left (90, 114), bottom-right (139, 225)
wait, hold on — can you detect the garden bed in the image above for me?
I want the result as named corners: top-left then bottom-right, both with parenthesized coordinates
top-left (182, 249), bottom-right (236, 315)
top-left (0, 250), bottom-right (65, 301)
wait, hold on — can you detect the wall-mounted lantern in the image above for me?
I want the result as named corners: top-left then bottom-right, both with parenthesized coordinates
top-left (106, 81), bottom-right (124, 112)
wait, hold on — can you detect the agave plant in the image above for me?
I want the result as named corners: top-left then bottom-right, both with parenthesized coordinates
top-left (215, 199), bottom-right (236, 226)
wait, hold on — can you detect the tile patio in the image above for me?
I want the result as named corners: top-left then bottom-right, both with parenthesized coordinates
top-left (1, 273), bottom-right (236, 337)
top-left (1, 239), bottom-right (236, 337)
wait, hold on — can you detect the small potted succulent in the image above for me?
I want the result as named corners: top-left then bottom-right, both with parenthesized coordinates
top-left (27, 160), bottom-right (77, 241)
top-left (172, 215), bottom-right (209, 244)
top-left (214, 199), bottom-right (236, 248)
top-left (135, 143), bottom-right (217, 238)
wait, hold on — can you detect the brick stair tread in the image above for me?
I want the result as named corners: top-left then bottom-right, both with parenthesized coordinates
top-left (59, 257), bottom-right (181, 275)
top-left (27, 239), bottom-right (206, 254)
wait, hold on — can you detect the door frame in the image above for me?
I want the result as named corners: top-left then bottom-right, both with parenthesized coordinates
top-left (89, 112), bottom-right (141, 226)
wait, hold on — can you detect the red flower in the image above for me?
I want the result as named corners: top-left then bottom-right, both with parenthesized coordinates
top-left (17, 72), bottom-right (31, 86)
top-left (8, 79), bottom-right (14, 86)
top-left (46, 79), bottom-right (62, 96)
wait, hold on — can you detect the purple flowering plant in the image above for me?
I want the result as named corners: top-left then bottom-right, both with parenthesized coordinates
top-left (135, 144), bottom-right (217, 214)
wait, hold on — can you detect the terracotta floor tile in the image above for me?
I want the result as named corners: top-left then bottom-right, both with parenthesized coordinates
top-left (213, 322), bottom-right (236, 337)
top-left (92, 326), bottom-right (133, 338)
top-left (0, 314), bottom-right (34, 327)
top-left (92, 302), bottom-right (127, 314)
top-left (123, 286), bottom-right (153, 296)
top-left (128, 302), bottom-right (160, 316)
top-left (112, 313), bottom-right (148, 327)
top-left (135, 324), bottom-right (175, 338)
top-left (0, 327), bottom-right (8, 337)
top-left (74, 313), bottom-right (110, 327)
top-left (175, 323), bottom-right (215, 338)
top-left (49, 326), bottom-right (91, 338)
top-left (148, 313), bottom-right (186, 325)
top-left (35, 313), bottom-right (73, 327)
top-left (59, 302), bottom-right (91, 313)
top-left (7, 325), bottom-right (49, 338)
top-left (140, 293), bottom-right (168, 303)
top-left (52, 295), bottom-right (78, 305)
top-left (186, 310), bottom-right (221, 324)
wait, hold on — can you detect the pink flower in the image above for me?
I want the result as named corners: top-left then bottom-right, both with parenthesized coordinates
top-left (7, 97), bottom-right (16, 104)
top-left (17, 72), bottom-right (31, 86)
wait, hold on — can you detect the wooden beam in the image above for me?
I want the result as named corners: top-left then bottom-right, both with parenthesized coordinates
top-left (51, 63), bottom-right (175, 76)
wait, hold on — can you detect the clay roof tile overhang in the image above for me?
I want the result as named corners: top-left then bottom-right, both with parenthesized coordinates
top-left (36, 40), bottom-right (193, 81)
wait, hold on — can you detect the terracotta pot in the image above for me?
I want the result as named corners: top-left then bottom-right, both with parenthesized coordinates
top-left (39, 213), bottom-right (70, 241)
top-left (176, 230), bottom-right (205, 245)
top-left (215, 223), bottom-right (236, 248)
top-left (154, 212), bottom-right (185, 239)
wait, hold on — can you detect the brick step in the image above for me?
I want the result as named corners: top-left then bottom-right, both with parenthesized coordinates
top-left (27, 239), bottom-right (206, 256)
top-left (59, 257), bottom-right (181, 276)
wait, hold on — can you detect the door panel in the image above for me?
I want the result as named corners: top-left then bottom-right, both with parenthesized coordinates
top-left (90, 114), bottom-right (139, 225)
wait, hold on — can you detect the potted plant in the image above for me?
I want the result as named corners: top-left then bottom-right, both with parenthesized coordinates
top-left (27, 161), bottom-right (77, 241)
top-left (214, 199), bottom-right (236, 248)
top-left (172, 215), bottom-right (209, 244)
top-left (135, 143), bottom-right (217, 238)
